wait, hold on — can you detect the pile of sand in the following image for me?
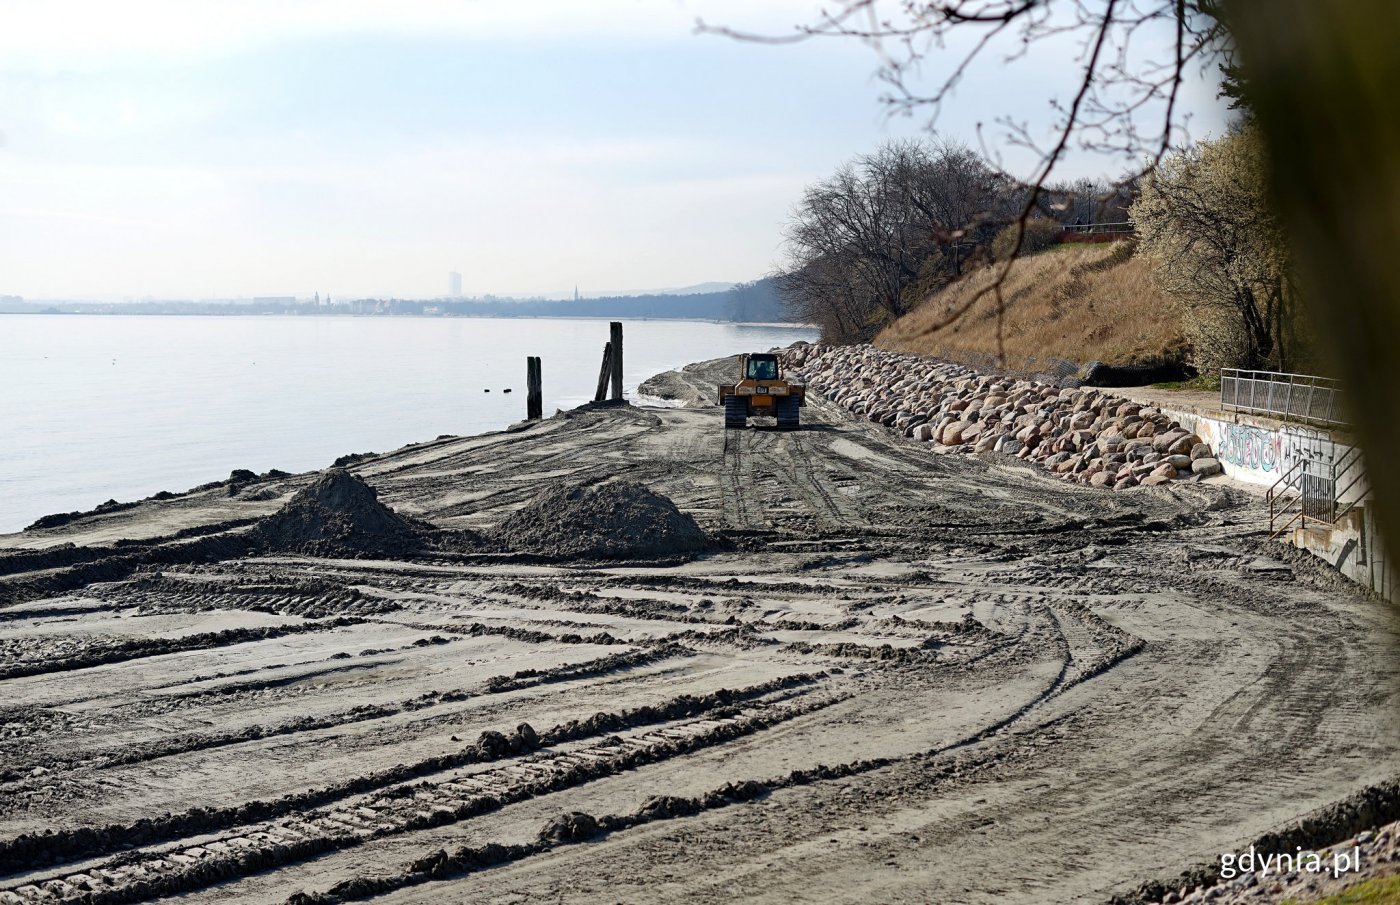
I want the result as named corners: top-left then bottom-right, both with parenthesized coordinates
top-left (252, 468), bottom-right (435, 557)
top-left (496, 481), bottom-right (710, 559)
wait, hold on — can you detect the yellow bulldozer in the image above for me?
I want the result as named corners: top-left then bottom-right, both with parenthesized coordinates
top-left (718, 353), bottom-right (806, 429)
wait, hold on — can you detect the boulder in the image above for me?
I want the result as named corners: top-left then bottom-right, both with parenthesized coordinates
top-left (995, 434), bottom-right (1024, 455)
top-left (1166, 454), bottom-right (1193, 471)
top-left (941, 420), bottom-right (972, 445)
top-left (1192, 457), bottom-right (1224, 476)
top-left (1166, 434), bottom-right (1199, 456)
top-left (1140, 474), bottom-right (1172, 486)
top-left (1152, 430), bottom-right (1188, 453)
top-left (1190, 442), bottom-right (1214, 460)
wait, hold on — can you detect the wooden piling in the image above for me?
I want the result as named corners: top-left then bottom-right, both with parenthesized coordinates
top-left (594, 342), bottom-right (613, 403)
top-left (609, 321), bottom-right (624, 401)
top-left (526, 356), bottom-right (542, 420)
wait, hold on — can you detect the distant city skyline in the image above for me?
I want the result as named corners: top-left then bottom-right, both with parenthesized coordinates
top-left (0, 1), bottom-right (1230, 300)
top-left (3, 277), bottom-right (743, 305)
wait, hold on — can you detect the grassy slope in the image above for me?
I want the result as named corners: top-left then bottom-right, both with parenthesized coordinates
top-left (876, 241), bottom-right (1186, 367)
top-left (1290, 873), bottom-right (1400, 904)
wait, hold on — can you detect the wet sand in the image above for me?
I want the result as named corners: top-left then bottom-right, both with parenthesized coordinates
top-left (1, 359), bottom-right (1397, 905)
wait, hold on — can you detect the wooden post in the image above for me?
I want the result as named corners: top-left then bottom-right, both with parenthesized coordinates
top-left (593, 342), bottom-right (613, 403)
top-left (526, 356), bottom-right (542, 420)
top-left (609, 321), bottom-right (624, 401)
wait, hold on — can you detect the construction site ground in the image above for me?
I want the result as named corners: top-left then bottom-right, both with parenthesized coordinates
top-left (1, 357), bottom-right (1397, 905)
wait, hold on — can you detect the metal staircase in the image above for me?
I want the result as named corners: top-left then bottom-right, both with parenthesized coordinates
top-left (1267, 438), bottom-right (1368, 539)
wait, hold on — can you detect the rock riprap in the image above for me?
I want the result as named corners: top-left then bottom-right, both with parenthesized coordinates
top-left (252, 467), bottom-right (438, 556)
top-left (496, 481), bottom-right (710, 559)
top-left (784, 343), bottom-right (1220, 490)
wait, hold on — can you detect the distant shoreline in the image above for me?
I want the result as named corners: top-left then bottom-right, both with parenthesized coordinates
top-left (0, 311), bottom-right (814, 328)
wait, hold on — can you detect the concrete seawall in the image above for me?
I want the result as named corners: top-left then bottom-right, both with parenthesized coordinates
top-left (785, 342), bottom-right (1396, 601)
top-left (1152, 404), bottom-right (1394, 601)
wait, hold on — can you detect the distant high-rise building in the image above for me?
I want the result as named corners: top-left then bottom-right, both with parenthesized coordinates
top-left (449, 271), bottom-right (462, 297)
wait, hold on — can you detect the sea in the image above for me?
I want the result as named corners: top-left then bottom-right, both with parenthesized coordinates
top-left (1, 314), bottom-right (818, 534)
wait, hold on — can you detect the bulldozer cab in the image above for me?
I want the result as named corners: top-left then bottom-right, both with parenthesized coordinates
top-left (745, 354), bottom-right (779, 381)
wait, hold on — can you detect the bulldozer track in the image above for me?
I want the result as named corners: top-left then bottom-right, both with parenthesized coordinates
top-left (0, 690), bottom-right (841, 905)
top-left (3, 356), bottom-right (1397, 905)
top-left (767, 432), bottom-right (848, 529)
top-left (720, 427), bottom-right (754, 530)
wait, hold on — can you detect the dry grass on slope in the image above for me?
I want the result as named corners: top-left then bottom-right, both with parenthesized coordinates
top-left (877, 241), bottom-right (1186, 367)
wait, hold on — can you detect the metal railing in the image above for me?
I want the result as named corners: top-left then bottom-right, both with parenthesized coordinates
top-left (1267, 458), bottom-right (1307, 539)
top-left (1220, 369), bottom-right (1347, 426)
top-left (1267, 438), bottom-right (1369, 539)
top-left (1060, 221), bottom-right (1134, 235)
top-left (1332, 444), bottom-right (1368, 522)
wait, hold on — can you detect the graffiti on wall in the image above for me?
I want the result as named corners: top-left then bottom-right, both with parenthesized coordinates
top-left (1195, 420), bottom-right (1284, 473)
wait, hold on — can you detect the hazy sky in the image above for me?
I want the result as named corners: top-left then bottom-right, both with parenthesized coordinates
top-left (0, 1), bottom-right (1231, 300)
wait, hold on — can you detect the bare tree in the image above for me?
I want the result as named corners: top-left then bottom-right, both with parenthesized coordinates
top-left (779, 139), bottom-right (1007, 341)
top-left (704, 1), bottom-right (1230, 345)
top-left (715, 0), bottom-right (1400, 570)
top-left (779, 252), bottom-right (877, 341)
top-left (1130, 125), bottom-right (1300, 371)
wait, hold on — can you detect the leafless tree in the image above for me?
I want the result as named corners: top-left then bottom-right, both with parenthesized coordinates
top-left (716, 0), bottom-right (1400, 576)
top-left (778, 139), bottom-right (1009, 341)
top-left (779, 252), bottom-right (876, 341)
top-left (703, 1), bottom-right (1230, 347)
top-left (1130, 125), bottom-right (1301, 371)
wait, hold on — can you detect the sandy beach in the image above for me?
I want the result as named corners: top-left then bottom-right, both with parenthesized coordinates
top-left (1, 356), bottom-right (1397, 905)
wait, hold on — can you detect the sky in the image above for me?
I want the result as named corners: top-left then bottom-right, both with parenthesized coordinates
top-left (0, 1), bottom-right (1232, 300)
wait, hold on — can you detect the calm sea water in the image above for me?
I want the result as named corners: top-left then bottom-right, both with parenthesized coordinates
top-left (1, 315), bottom-right (817, 534)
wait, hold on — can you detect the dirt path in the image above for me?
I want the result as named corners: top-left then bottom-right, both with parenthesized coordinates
top-left (1, 365), bottom-right (1397, 905)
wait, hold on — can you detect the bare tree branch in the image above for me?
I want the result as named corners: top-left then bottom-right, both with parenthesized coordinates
top-left (705, 0), bottom-right (1231, 361)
